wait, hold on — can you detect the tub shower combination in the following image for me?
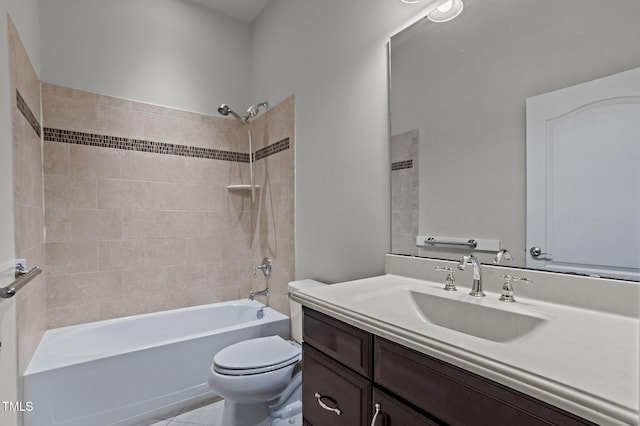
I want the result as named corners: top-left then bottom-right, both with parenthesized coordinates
top-left (24, 300), bottom-right (289, 426)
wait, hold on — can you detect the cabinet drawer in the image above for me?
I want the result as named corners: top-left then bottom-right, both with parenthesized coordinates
top-left (374, 337), bottom-right (596, 426)
top-left (372, 388), bottom-right (440, 426)
top-left (303, 307), bottom-right (372, 377)
top-left (302, 344), bottom-right (372, 426)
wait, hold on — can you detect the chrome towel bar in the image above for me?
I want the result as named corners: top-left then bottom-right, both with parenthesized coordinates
top-left (0, 266), bottom-right (42, 298)
top-left (425, 237), bottom-right (478, 249)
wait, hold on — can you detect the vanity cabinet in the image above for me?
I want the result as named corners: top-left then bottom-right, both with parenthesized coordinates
top-left (302, 307), bottom-right (596, 426)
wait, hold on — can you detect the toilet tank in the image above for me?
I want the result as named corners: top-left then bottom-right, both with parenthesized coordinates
top-left (288, 279), bottom-right (325, 343)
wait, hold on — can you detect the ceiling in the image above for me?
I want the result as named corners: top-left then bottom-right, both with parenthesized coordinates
top-left (191, 0), bottom-right (270, 23)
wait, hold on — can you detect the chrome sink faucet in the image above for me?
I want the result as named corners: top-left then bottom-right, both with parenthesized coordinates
top-left (457, 254), bottom-right (485, 297)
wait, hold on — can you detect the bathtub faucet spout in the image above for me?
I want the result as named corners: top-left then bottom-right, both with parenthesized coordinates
top-left (249, 288), bottom-right (270, 301)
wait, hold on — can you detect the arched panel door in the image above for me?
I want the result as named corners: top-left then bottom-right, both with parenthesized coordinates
top-left (526, 67), bottom-right (640, 280)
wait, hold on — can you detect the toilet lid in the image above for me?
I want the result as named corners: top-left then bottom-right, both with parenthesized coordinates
top-left (213, 336), bottom-right (301, 376)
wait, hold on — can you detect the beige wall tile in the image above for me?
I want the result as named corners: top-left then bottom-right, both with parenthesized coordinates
top-left (181, 157), bottom-right (228, 185)
top-left (132, 101), bottom-right (168, 115)
top-left (16, 205), bottom-right (44, 254)
top-left (142, 182), bottom-right (186, 210)
top-left (120, 210), bottom-right (164, 239)
top-left (45, 175), bottom-right (97, 209)
top-left (70, 209), bottom-right (122, 241)
top-left (203, 260), bottom-right (238, 288)
top-left (167, 264), bottom-right (207, 292)
top-left (46, 271), bottom-right (123, 309)
top-left (144, 238), bottom-right (186, 268)
top-left (42, 92), bottom-right (96, 133)
top-left (124, 267), bottom-right (169, 299)
top-left (163, 211), bottom-right (205, 239)
top-left (97, 179), bottom-right (143, 210)
top-left (9, 16), bottom-right (47, 376)
top-left (98, 239), bottom-right (145, 271)
top-left (96, 94), bottom-right (133, 109)
top-left (48, 304), bottom-right (102, 328)
top-left (185, 237), bottom-right (221, 265)
top-left (70, 145), bottom-right (121, 178)
top-left (95, 103), bottom-right (146, 140)
top-left (45, 241), bottom-right (98, 275)
top-left (8, 19), bottom-right (39, 117)
top-left (266, 95), bottom-right (295, 146)
top-left (143, 113), bottom-right (188, 146)
top-left (14, 156), bottom-right (41, 208)
top-left (120, 151), bottom-right (184, 183)
top-left (16, 274), bottom-right (46, 375)
top-left (43, 142), bottom-right (70, 176)
top-left (98, 298), bottom-right (147, 321)
top-left (183, 183), bottom-right (222, 211)
top-left (45, 208), bottom-right (71, 242)
top-left (51, 85), bottom-right (96, 101)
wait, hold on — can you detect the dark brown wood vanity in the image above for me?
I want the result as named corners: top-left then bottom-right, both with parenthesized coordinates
top-left (301, 307), bottom-right (597, 426)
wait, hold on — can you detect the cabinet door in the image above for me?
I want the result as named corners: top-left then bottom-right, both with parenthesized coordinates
top-left (374, 337), bottom-right (596, 426)
top-left (371, 388), bottom-right (441, 426)
top-left (302, 344), bottom-right (372, 426)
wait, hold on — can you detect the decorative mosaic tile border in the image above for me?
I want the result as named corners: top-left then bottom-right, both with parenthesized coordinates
top-left (392, 160), bottom-right (413, 171)
top-left (254, 138), bottom-right (290, 161)
top-left (16, 90), bottom-right (41, 138)
top-left (44, 128), bottom-right (290, 163)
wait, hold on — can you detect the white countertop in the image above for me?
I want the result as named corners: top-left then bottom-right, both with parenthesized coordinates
top-left (293, 274), bottom-right (639, 426)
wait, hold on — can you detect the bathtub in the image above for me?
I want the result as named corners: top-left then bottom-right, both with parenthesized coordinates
top-left (24, 299), bottom-right (289, 426)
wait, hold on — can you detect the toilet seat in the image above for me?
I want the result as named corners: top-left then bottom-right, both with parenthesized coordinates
top-left (213, 336), bottom-right (301, 376)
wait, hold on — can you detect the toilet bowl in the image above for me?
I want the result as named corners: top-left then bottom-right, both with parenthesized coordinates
top-left (208, 279), bottom-right (325, 426)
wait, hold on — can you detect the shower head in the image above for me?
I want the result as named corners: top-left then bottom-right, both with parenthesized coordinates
top-left (217, 104), bottom-right (230, 115)
top-left (217, 104), bottom-right (247, 124)
top-left (246, 101), bottom-right (269, 119)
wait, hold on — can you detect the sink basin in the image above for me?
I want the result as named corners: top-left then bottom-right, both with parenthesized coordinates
top-left (408, 291), bottom-right (547, 342)
top-left (354, 285), bottom-right (548, 343)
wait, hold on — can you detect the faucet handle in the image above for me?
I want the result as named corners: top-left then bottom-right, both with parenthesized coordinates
top-left (499, 274), bottom-right (531, 303)
top-left (434, 266), bottom-right (457, 291)
top-left (253, 258), bottom-right (272, 278)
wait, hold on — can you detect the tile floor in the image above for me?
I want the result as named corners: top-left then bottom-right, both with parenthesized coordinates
top-left (131, 397), bottom-right (302, 426)
top-left (132, 398), bottom-right (225, 426)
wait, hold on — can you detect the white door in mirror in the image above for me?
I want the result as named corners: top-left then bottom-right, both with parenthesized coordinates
top-left (526, 67), bottom-right (640, 281)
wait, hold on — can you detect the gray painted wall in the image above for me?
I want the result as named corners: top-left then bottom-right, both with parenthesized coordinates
top-left (252, 0), bottom-right (431, 283)
top-left (39, 0), bottom-right (252, 116)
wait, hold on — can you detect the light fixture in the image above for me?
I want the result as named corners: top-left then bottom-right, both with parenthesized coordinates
top-left (427, 0), bottom-right (464, 22)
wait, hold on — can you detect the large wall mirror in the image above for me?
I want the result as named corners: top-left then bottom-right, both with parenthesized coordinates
top-left (390, 0), bottom-right (640, 281)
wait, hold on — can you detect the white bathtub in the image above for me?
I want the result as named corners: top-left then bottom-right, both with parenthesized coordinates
top-left (24, 300), bottom-right (289, 426)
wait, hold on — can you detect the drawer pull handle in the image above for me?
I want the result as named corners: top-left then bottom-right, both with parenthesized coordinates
top-left (371, 403), bottom-right (381, 425)
top-left (314, 392), bottom-right (342, 415)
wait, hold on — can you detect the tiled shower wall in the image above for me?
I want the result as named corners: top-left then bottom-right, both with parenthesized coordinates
top-left (391, 129), bottom-right (418, 256)
top-left (8, 16), bottom-right (47, 379)
top-left (42, 85), bottom-right (295, 328)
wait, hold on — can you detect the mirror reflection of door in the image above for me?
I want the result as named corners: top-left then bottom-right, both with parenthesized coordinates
top-left (526, 67), bottom-right (640, 280)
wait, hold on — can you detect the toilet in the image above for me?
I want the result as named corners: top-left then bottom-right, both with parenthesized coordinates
top-left (208, 279), bottom-right (325, 426)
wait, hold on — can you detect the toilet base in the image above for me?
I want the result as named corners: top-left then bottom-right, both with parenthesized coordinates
top-left (220, 399), bottom-right (302, 426)
top-left (221, 399), bottom-right (270, 426)
top-left (219, 376), bottom-right (302, 426)
top-left (271, 413), bottom-right (302, 426)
